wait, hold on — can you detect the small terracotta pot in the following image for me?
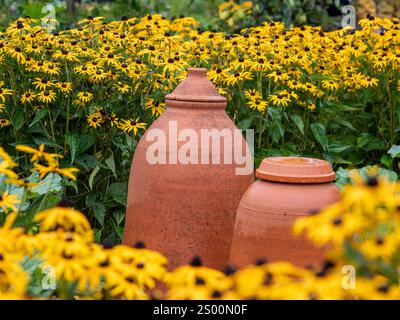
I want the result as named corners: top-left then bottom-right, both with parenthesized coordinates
top-left (124, 68), bottom-right (254, 270)
top-left (229, 157), bottom-right (340, 268)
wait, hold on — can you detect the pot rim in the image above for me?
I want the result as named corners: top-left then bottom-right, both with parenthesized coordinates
top-left (256, 156), bottom-right (336, 183)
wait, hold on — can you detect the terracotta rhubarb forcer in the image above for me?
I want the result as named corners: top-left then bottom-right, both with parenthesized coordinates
top-left (229, 157), bottom-right (340, 268)
top-left (124, 68), bottom-right (254, 270)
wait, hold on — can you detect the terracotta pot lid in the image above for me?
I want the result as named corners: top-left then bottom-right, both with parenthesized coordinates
top-left (165, 68), bottom-right (227, 103)
top-left (256, 157), bottom-right (336, 183)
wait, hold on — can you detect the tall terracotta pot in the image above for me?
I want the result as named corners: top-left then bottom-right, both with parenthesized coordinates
top-left (124, 68), bottom-right (254, 269)
top-left (229, 157), bottom-right (340, 268)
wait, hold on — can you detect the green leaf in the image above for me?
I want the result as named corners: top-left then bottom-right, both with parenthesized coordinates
top-left (237, 118), bottom-right (253, 130)
top-left (113, 210), bottom-right (125, 225)
top-left (75, 155), bottom-right (98, 170)
top-left (111, 219), bottom-right (124, 241)
top-left (334, 104), bottom-right (362, 112)
top-left (268, 121), bottom-right (284, 143)
top-left (268, 107), bottom-right (282, 121)
top-left (366, 141), bottom-right (386, 152)
top-left (125, 134), bottom-right (137, 152)
top-left (357, 133), bottom-right (386, 152)
top-left (105, 154), bottom-right (117, 179)
top-left (86, 193), bottom-right (97, 207)
top-left (13, 108), bottom-right (26, 131)
top-left (63, 178), bottom-right (78, 194)
top-left (357, 166), bottom-right (398, 182)
top-left (343, 241), bottom-right (367, 267)
top-left (357, 133), bottom-right (371, 149)
top-left (20, 256), bottom-right (44, 275)
top-left (324, 101), bottom-right (363, 112)
top-left (332, 156), bottom-right (353, 165)
top-left (65, 133), bottom-right (96, 164)
top-left (388, 145), bottom-right (400, 158)
top-left (335, 167), bottom-right (351, 189)
top-left (89, 164), bottom-right (101, 190)
top-left (337, 166), bottom-right (398, 189)
top-left (329, 143), bottom-right (352, 154)
top-left (92, 202), bottom-right (106, 226)
top-left (289, 114), bottom-right (304, 135)
top-left (112, 136), bottom-right (126, 151)
top-left (30, 173), bottom-right (62, 195)
top-left (311, 123), bottom-right (329, 151)
top-left (334, 118), bottom-right (356, 131)
top-left (267, 109), bottom-right (285, 143)
top-left (29, 109), bottom-right (48, 128)
top-left (78, 134), bottom-right (96, 154)
top-left (30, 193), bottom-right (61, 212)
top-left (108, 182), bottom-right (127, 205)
top-left (380, 154), bottom-right (393, 168)
top-left (32, 137), bottom-right (61, 148)
top-left (94, 229), bottom-right (102, 243)
top-left (328, 136), bottom-right (355, 155)
top-left (65, 132), bottom-right (79, 164)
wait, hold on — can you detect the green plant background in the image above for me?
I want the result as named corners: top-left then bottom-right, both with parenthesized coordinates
top-left (0, 0), bottom-right (343, 29)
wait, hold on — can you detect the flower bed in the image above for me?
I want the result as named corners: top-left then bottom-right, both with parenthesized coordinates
top-left (1, 13), bottom-right (400, 299)
top-left (0, 15), bottom-right (399, 240)
top-left (1, 146), bottom-right (400, 299)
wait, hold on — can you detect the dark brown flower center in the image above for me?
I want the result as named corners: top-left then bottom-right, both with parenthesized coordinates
top-left (125, 276), bottom-right (135, 283)
top-left (332, 217), bottom-right (343, 226)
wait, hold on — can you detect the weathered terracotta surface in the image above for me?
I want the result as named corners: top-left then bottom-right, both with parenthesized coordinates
top-left (124, 68), bottom-right (254, 270)
top-left (229, 157), bottom-right (340, 268)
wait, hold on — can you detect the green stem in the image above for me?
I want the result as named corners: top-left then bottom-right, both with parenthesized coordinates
top-left (302, 110), bottom-right (310, 152)
top-left (385, 75), bottom-right (396, 146)
top-left (47, 107), bottom-right (56, 143)
top-left (258, 117), bottom-right (262, 149)
top-left (64, 61), bottom-right (71, 150)
top-left (257, 71), bottom-right (263, 149)
top-left (7, 69), bottom-right (18, 110)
